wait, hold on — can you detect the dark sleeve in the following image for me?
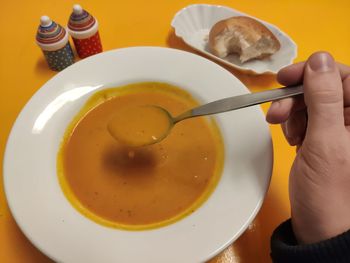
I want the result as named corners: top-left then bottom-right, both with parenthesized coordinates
top-left (270, 219), bottom-right (350, 263)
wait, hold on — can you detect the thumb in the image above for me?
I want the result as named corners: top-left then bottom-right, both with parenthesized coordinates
top-left (304, 52), bottom-right (344, 133)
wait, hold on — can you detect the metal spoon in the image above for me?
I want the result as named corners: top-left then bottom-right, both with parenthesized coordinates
top-left (108, 85), bottom-right (303, 147)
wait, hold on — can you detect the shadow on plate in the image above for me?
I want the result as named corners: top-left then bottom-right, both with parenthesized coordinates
top-left (207, 185), bottom-right (289, 263)
top-left (103, 145), bottom-right (157, 174)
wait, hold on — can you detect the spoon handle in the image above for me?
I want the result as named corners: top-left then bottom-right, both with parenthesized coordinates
top-left (174, 85), bottom-right (303, 123)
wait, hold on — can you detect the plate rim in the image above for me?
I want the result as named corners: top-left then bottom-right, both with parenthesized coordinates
top-left (3, 46), bottom-right (273, 262)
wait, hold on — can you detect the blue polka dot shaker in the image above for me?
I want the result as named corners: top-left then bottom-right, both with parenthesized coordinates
top-left (36, 16), bottom-right (75, 71)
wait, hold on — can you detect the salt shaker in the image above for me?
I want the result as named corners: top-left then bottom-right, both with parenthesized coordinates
top-left (67, 4), bottom-right (103, 58)
top-left (36, 16), bottom-right (74, 71)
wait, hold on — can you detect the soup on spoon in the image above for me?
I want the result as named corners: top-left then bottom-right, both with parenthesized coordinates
top-left (107, 106), bottom-right (173, 147)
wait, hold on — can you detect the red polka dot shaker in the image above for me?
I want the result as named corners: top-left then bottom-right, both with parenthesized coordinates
top-left (67, 4), bottom-right (103, 58)
top-left (36, 16), bottom-right (75, 71)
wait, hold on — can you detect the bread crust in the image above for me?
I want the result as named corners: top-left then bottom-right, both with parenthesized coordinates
top-left (209, 16), bottom-right (281, 60)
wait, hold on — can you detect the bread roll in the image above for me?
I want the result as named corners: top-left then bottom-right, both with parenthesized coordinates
top-left (209, 16), bottom-right (281, 63)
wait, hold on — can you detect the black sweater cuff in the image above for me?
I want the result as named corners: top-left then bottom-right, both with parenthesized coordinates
top-left (270, 219), bottom-right (350, 263)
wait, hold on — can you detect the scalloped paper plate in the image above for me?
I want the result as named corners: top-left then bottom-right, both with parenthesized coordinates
top-left (171, 4), bottom-right (297, 74)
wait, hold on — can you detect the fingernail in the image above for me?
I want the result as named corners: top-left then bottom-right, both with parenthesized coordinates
top-left (268, 101), bottom-right (280, 112)
top-left (292, 136), bottom-right (301, 146)
top-left (308, 52), bottom-right (334, 72)
top-left (285, 120), bottom-right (291, 138)
top-left (286, 125), bottom-right (300, 146)
top-left (285, 120), bottom-right (295, 139)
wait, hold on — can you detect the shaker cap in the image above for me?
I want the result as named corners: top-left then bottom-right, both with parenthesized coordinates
top-left (67, 4), bottom-right (99, 39)
top-left (36, 16), bottom-right (69, 51)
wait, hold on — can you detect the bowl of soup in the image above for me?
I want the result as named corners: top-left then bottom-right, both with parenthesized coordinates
top-left (3, 47), bottom-right (272, 262)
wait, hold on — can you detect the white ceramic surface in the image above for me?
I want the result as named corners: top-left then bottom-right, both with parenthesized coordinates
top-left (171, 4), bottom-right (297, 74)
top-left (3, 47), bottom-right (272, 263)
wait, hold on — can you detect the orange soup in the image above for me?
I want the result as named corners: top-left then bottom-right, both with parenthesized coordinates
top-left (58, 82), bottom-right (224, 230)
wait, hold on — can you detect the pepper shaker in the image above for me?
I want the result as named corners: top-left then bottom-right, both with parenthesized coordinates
top-left (36, 16), bottom-right (74, 71)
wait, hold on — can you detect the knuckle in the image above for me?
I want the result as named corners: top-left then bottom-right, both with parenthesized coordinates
top-left (308, 88), bottom-right (342, 105)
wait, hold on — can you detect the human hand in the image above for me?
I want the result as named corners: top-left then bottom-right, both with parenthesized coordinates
top-left (266, 52), bottom-right (350, 244)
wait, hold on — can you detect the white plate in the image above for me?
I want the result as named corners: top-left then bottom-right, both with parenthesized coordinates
top-left (3, 47), bottom-right (272, 263)
top-left (171, 4), bottom-right (297, 74)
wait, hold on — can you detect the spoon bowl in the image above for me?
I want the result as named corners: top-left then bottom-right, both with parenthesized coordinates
top-left (108, 84), bottom-right (303, 147)
top-left (107, 105), bottom-right (174, 147)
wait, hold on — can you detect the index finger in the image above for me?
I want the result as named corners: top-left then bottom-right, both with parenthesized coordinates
top-left (277, 61), bottom-right (350, 86)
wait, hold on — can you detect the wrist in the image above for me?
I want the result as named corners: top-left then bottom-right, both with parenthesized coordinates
top-left (271, 219), bottom-right (350, 263)
top-left (291, 203), bottom-right (350, 244)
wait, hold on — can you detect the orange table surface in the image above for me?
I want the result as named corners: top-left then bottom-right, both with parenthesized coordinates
top-left (1, 0), bottom-right (349, 262)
